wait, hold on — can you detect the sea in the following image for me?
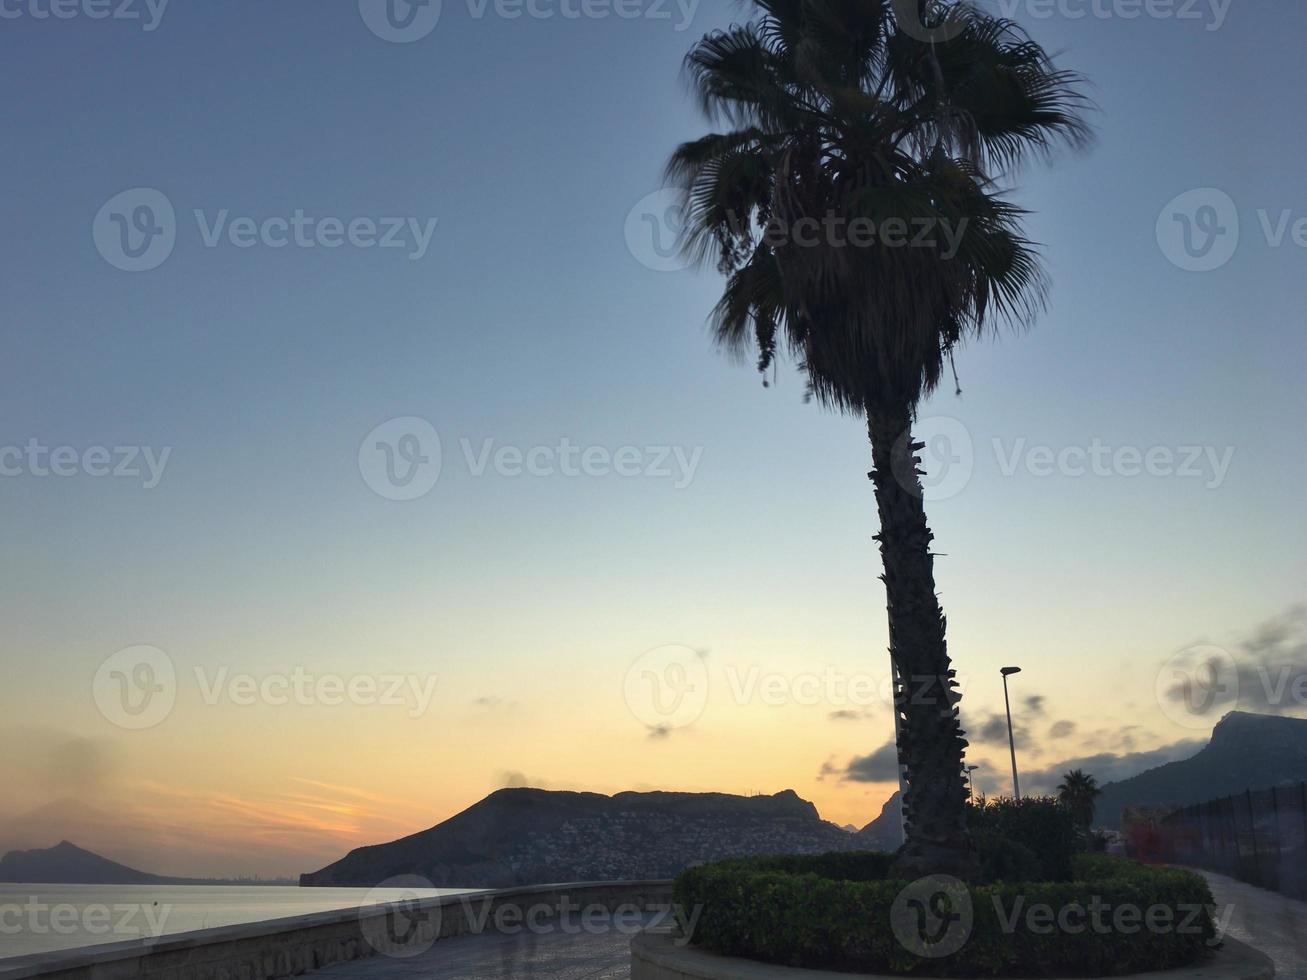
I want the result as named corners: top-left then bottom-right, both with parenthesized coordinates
top-left (0, 883), bottom-right (474, 959)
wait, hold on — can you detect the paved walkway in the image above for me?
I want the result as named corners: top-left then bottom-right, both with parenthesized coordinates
top-left (313, 924), bottom-right (639, 980)
top-left (1202, 870), bottom-right (1307, 979)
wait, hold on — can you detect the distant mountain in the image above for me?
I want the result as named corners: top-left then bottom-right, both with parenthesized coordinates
top-left (301, 788), bottom-right (861, 887)
top-left (0, 841), bottom-right (293, 885)
top-left (856, 790), bottom-right (904, 849)
top-left (0, 841), bottom-right (171, 884)
top-left (1095, 711), bottom-right (1307, 827)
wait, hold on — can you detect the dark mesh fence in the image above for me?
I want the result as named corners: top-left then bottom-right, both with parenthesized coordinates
top-left (1160, 784), bottom-right (1307, 899)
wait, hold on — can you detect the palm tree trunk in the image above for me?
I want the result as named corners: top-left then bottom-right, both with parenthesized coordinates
top-left (867, 406), bottom-right (979, 882)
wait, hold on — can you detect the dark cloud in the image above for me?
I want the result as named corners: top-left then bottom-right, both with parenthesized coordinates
top-left (963, 710), bottom-right (1026, 746)
top-left (647, 723), bottom-right (673, 740)
top-left (1023, 695), bottom-right (1047, 716)
top-left (828, 708), bottom-right (876, 722)
top-left (1048, 720), bottom-right (1076, 739)
top-left (832, 741), bottom-right (902, 783)
top-left (1159, 604), bottom-right (1307, 720)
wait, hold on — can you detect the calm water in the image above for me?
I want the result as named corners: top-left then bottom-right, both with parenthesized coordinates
top-left (0, 883), bottom-right (475, 959)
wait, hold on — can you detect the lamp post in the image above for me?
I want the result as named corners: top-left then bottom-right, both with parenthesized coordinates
top-left (1001, 667), bottom-right (1022, 799)
top-left (965, 764), bottom-right (980, 803)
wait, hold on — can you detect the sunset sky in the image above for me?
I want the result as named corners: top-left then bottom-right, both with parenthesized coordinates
top-left (2, 2), bottom-right (1306, 878)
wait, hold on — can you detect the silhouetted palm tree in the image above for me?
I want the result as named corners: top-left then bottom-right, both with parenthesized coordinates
top-left (1057, 769), bottom-right (1102, 829)
top-left (668, 0), bottom-right (1091, 879)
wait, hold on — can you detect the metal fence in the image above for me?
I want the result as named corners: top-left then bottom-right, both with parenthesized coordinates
top-left (1158, 784), bottom-right (1307, 899)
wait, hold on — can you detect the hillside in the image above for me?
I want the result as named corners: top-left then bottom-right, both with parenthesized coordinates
top-left (1095, 711), bottom-right (1307, 827)
top-left (857, 790), bottom-right (904, 849)
top-left (301, 788), bottom-right (859, 887)
top-left (0, 841), bottom-right (170, 884)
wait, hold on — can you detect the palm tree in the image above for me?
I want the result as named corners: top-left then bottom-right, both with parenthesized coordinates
top-left (1057, 769), bottom-right (1102, 829)
top-left (667, 0), bottom-right (1091, 880)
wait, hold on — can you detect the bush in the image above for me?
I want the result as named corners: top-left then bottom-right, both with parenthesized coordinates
top-left (969, 797), bottom-right (1082, 880)
top-left (674, 851), bottom-right (1216, 978)
top-left (975, 830), bottom-right (1043, 883)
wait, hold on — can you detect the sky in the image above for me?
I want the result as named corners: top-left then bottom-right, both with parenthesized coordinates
top-left (1, 0), bottom-right (1306, 878)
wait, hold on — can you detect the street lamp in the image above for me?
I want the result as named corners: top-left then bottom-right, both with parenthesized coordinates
top-left (1001, 666), bottom-right (1022, 799)
top-left (964, 764), bottom-right (980, 802)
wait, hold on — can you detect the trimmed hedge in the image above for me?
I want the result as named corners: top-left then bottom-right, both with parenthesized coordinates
top-left (969, 797), bottom-right (1082, 881)
top-left (674, 852), bottom-right (1216, 977)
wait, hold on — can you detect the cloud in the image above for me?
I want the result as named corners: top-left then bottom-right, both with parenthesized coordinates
top-left (1024, 695), bottom-right (1047, 716)
top-left (498, 771), bottom-right (552, 789)
top-left (1158, 604), bottom-right (1307, 721)
top-left (828, 708), bottom-right (875, 722)
top-left (821, 741), bottom-right (901, 784)
top-left (963, 710), bottom-right (1025, 746)
top-left (647, 723), bottom-right (673, 740)
top-left (1048, 720), bottom-right (1076, 739)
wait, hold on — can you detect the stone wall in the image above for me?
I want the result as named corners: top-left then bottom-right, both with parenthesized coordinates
top-left (0, 881), bottom-right (673, 980)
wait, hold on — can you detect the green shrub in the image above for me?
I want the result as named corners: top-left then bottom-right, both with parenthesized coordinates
top-left (969, 797), bottom-right (1082, 880)
top-left (975, 830), bottom-right (1043, 883)
top-left (674, 851), bottom-right (1216, 978)
top-left (696, 851), bottom-right (895, 881)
